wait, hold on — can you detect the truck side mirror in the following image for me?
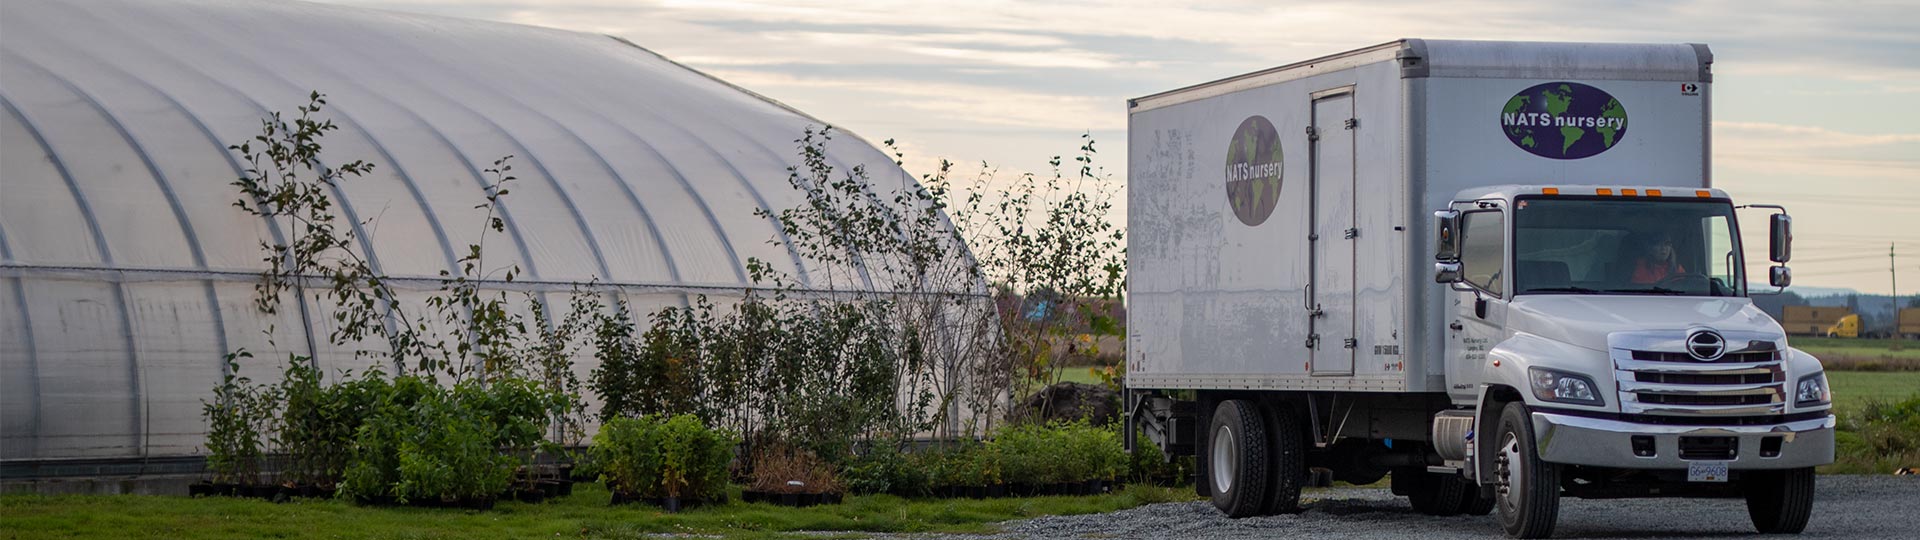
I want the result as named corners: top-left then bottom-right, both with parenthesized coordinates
top-left (1770, 265), bottom-right (1791, 288)
top-left (1770, 214), bottom-right (1791, 263)
top-left (1435, 261), bottom-right (1462, 283)
top-left (1435, 209), bottom-right (1461, 261)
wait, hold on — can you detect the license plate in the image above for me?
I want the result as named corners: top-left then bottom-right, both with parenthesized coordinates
top-left (1687, 461), bottom-right (1729, 482)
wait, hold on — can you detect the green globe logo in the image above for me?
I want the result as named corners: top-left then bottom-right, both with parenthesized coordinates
top-left (1225, 115), bottom-right (1283, 226)
top-left (1499, 82), bottom-right (1629, 160)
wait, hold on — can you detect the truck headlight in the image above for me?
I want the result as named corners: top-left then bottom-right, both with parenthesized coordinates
top-left (1529, 367), bottom-right (1603, 406)
top-left (1795, 373), bottom-right (1830, 407)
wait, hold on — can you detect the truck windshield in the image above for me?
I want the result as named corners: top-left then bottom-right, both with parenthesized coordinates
top-left (1512, 197), bottom-right (1742, 297)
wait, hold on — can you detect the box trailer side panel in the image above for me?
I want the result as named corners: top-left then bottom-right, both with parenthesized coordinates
top-left (1129, 39), bottom-right (1712, 395)
top-left (1127, 50), bottom-right (1412, 392)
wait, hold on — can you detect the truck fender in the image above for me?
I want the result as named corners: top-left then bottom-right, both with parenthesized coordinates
top-left (1469, 333), bottom-right (1611, 483)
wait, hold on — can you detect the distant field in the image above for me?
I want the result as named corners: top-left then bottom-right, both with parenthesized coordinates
top-left (1792, 336), bottom-right (1920, 371)
top-left (1827, 371), bottom-right (1920, 409)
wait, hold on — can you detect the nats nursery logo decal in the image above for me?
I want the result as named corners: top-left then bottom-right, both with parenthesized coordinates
top-left (1225, 115), bottom-right (1283, 226)
top-left (1499, 82), bottom-right (1629, 160)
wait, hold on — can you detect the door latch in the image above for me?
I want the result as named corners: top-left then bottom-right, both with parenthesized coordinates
top-left (1308, 304), bottom-right (1326, 318)
top-left (1305, 126), bottom-right (1320, 141)
top-left (1305, 334), bottom-right (1320, 349)
top-left (1449, 321), bottom-right (1464, 331)
top-left (1344, 118), bottom-right (1359, 130)
top-left (1344, 228), bottom-right (1359, 239)
top-left (1343, 338), bottom-right (1358, 349)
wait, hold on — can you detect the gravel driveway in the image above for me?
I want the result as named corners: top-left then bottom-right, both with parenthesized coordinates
top-left (918, 475), bottom-right (1916, 539)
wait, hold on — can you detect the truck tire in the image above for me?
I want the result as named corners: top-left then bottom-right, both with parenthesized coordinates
top-left (1261, 402), bottom-right (1305, 515)
top-left (1407, 470), bottom-right (1466, 516)
top-left (1207, 399), bottom-right (1269, 518)
top-left (1495, 401), bottom-right (1559, 538)
top-left (1744, 467), bottom-right (1815, 534)
top-left (1458, 482), bottom-right (1496, 516)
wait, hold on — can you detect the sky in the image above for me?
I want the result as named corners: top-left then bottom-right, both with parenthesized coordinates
top-left (315, 0), bottom-right (1920, 296)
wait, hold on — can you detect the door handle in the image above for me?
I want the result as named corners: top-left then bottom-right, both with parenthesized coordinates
top-left (1449, 321), bottom-right (1464, 331)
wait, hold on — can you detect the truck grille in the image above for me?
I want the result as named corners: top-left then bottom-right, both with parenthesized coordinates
top-left (1637, 393), bottom-right (1773, 406)
top-left (1611, 333), bottom-right (1789, 418)
top-left (1630, 350), bottom-right (1777, 363)
top-left (1634, 372), bottom-right (1780, 385)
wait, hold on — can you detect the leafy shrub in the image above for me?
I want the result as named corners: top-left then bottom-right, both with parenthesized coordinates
top-left (1830, 394), bottom-right (1920, 474)
top-left (842, 441), bottom-right (928, 496)
top-left (981, 420), bottom-right (1127, 486)
top-left (1128, 431), bottom-right (1171, 483)
top-left (336, 376), bottom-right (556, 503)
top-left (278, 362), bottom-right (382, 488)
top-left (592, 415), bottom-right (735, 500)
top-left (202, 351), bottom-right (276, 485)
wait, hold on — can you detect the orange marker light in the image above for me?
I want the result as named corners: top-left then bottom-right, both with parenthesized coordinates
top-left (1622, 188), bottom-right (1639, 196)
top-left (1542, 187), bottom-right (1560, 195)
top-left (1647, 189), bottom-right (1663, 196)
top-left (1597, 188), bottom-right (1614, 196)
top-left (1696, 190), bottom-right (1712, 197)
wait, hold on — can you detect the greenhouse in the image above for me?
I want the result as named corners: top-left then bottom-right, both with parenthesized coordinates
top-left (0, 0), bottom-right (974, 473)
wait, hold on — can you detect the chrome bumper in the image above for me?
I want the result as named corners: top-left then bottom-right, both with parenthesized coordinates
top-left (1531, 412), bottom-right (1834, 470)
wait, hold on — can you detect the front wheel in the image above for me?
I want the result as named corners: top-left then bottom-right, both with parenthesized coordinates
top-left (1744, 467), bottom-right (1815, 534)
top-left (1495, 402), bottom-right (1559, 538)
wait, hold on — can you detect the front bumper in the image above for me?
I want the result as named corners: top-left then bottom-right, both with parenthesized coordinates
top-left (1531, 412), bottom-right (1834, 470)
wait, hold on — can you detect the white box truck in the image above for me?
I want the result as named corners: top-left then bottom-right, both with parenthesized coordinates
top-left (1125, 39), bottom-right (1832, 538)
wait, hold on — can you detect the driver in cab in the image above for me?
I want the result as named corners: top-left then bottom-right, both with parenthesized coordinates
top-left (1630, 231), bottom-right (1685, 284)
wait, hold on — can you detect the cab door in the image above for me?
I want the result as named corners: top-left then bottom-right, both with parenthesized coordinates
top-left (1444, 202), bottom-right (1509, 403)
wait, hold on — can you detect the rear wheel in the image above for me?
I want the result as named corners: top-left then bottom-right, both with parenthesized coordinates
top-left (1261, 403), bottom-right (1305, 515)
top-left (1744, 467), bottom-right (1815, 534)
top-left (1207, 400), bottom-right (1269, 518)
top-left (1404, 469), bottom-right (1466, 516)
top-left (1458, 481), bottom-right (1496, 516)
top-left (1495, 402), bottom-right (1559, 538)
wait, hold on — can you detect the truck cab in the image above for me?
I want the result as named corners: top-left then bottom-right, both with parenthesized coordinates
top-left (1431, 184), bottom-right (1832, 535)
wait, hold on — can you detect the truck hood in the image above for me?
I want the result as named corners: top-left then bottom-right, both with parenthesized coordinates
top-left (1506, 295), bottom-right (1784, 352)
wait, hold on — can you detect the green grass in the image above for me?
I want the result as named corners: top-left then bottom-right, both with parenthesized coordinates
top-left (1826, 371), bottom-right (1920, 410)
top-left (0, 483), bottom-right (1193, 540)
top-left (1793, 337), bottom-right (1920, 371)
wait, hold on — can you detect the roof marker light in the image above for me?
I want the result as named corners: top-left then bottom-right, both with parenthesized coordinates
top-left (1695, 190), bottom-right (1712, 198)
top-left (1622, 188), bottom-right (1639, 196)
top-left (1647, 189), bottom-right (1663, 196)
top-left (1597, 188), bottom-right (1614, 196)
top-left (1542, 187), bottom-right (1560, 195)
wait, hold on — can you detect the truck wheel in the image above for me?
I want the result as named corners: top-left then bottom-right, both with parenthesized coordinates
top-left (1408, 471), bottom-right (1466, 516)
top-left (1207, 400), bottom-right (1269, 518)
top-left (1744, 467), bottom-right (1815, 533)
top-left (1458, 482), bottom-right (1496, 516)
top-left (1261, 403), bottom-right (1305, 515)
top-left (1495, 401), bottom-right (1559, 538)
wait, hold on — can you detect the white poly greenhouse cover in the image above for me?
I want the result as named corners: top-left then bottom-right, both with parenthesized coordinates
top-left (0, 0), bottom-right (974, 462)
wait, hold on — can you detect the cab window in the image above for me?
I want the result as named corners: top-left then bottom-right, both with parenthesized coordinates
top-left (1459, 210), bottom-right (1505, 297)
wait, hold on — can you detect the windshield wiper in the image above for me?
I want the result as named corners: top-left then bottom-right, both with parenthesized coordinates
top-left (1522, 287), bottom-right (1602, 294)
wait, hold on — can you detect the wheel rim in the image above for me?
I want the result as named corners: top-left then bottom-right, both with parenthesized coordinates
top-left (1212, 425), bottom-right (1235, 494)
top-left (1498, 434), bottom-right (1524, 510)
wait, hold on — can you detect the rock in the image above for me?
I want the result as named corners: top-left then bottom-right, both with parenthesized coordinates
top-left (1017, 382), bottom-right (1120, 426)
